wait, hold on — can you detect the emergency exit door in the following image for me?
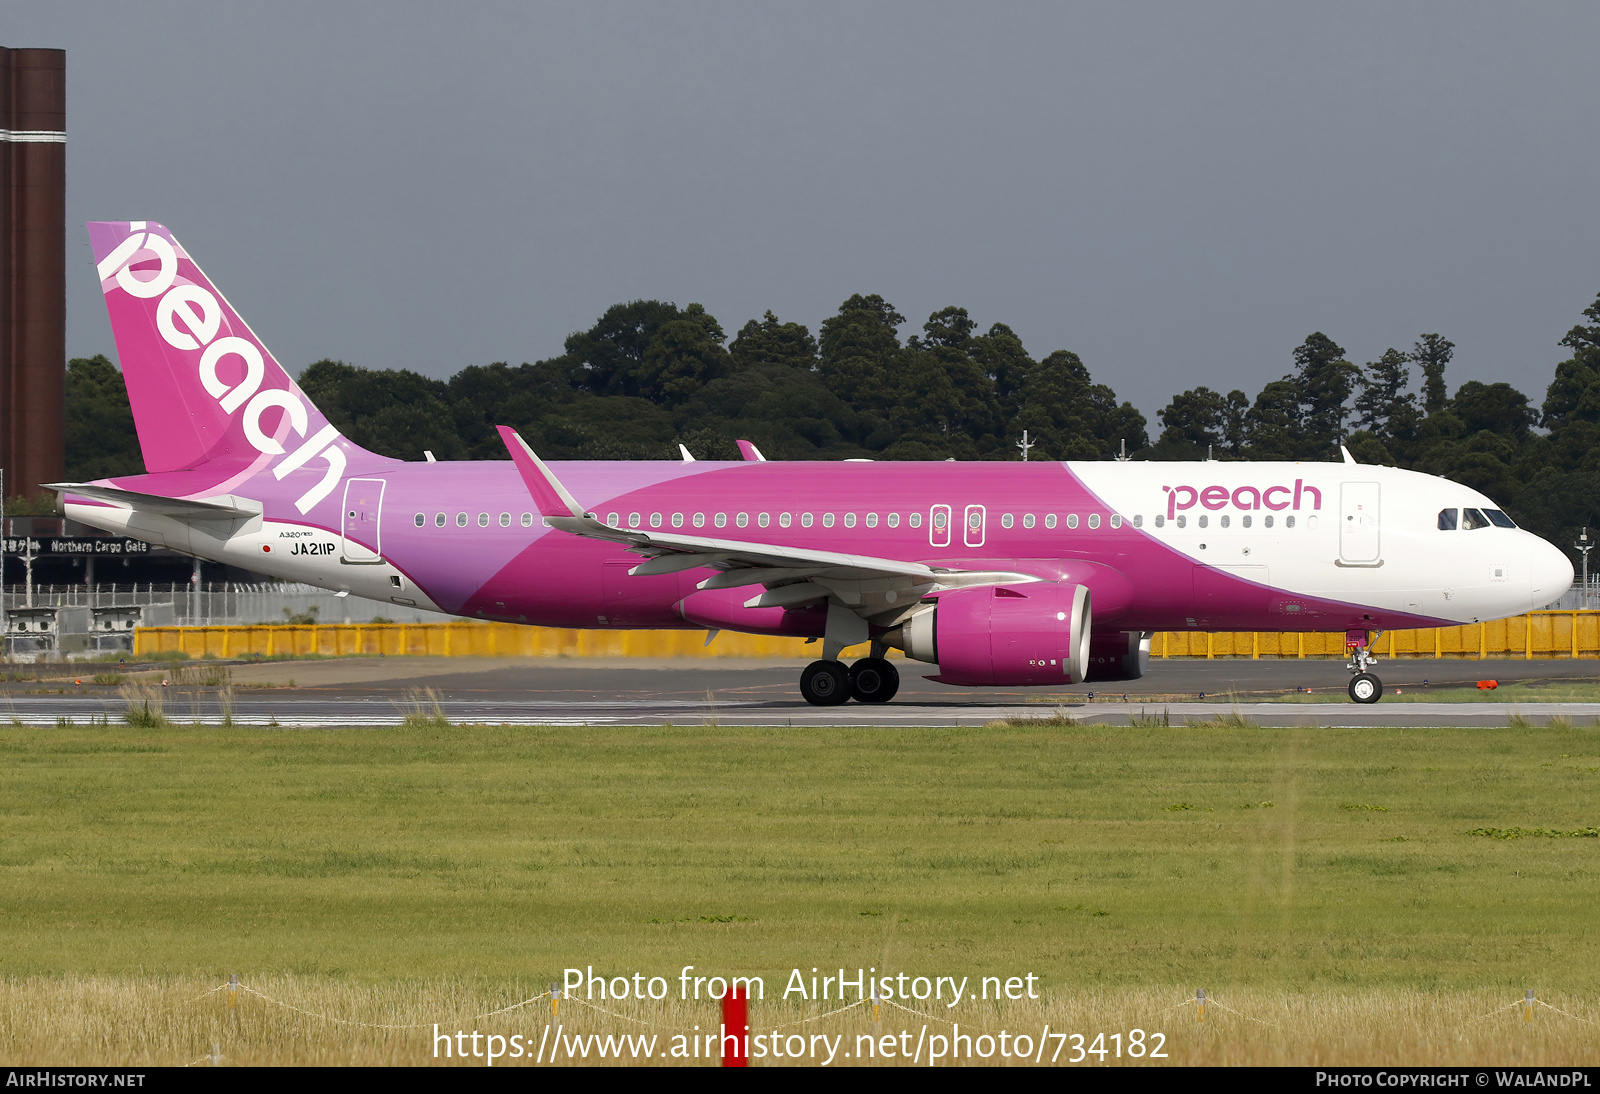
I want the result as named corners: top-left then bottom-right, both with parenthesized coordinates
top-left (1339, 482), bottom-right (1381, 564)
top-left (342, 478), bottom-right (385, 563)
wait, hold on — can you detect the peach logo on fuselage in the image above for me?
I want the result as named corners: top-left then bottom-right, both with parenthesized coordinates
top-left (1163, 480), bottom-right (1322, 520)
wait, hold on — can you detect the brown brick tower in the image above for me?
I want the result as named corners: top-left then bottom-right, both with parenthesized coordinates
top-left (0, 47), bottom-right (66, 503)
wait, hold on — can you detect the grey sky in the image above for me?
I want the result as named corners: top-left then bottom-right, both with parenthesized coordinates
top-left (9, 1), bottom-right (1599, 427)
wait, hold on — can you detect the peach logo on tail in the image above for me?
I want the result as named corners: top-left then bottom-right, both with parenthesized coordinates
top-left (96, 224), bottom-right (345, 514)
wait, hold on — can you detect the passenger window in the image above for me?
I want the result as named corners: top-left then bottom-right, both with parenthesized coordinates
top-left (1437, 508), bottom-right (1458, 530)
top-left (1463, 508), bottom-right (1490, 530)
top-left (478, 513), bottom-right (489, 528)
top-left (1088, 514), bottom-right (1101, 529)
top-left (672, 513), bottom-right (684, 528)
top-left (1286, 515), bottom-right (1295, 528)
top-left (932, 510), bottom-right (946, 531)
top-left (823, 513), bottom-right (836, 528)
top-left (1264, 515), bottom-right (1273, 528)
top-left (1241, 515), bottom-right (1251, 528)
top-left (1132, 515), bottom-right (1143, 528)
top-left (693, 513), bottom-right (706, 528)
top-left (1109, 514), bottom-right (1122, 529)
top-left (499, 513), bottom-right (511, 527)
top-left (1066, 514), bottom-right (1079, 529)
top-left (779, 512), bottom-right (792, 528)
top-left (1219, 515), bottom-right (1229, 529)
top-left (1001, 514), bottom-right (1014, 529)
top-left (1023, 514), bottom-right (1035, 529)
top-left (435, 513), bottom-right (446, 528)
top-left (910, 512), bottom-right (922, 529)
top-left (1486, 509), bottom-right (1516, 528)
top-left (607, 513), bottom-right (620, 528)
top-left (843, 513), bottom-right (855, 528)
top-left (887, 513), bottom-right (899, 528)
top-left (1197, 515), bottom-right (1208, 529)
top-left (715, 513), bottom-right (727, 528)
top-left (521, 513), bottom-right (533, 527)
top-left (865, 513), bottom-right (878, 528)
top-left (651, 513), bottom-right (663, 528)
top-left (1044, 514), bottom-right (1056, 529)
top-left (456, 513), bottom-right (468, 528)
top-left (736, 513), bottom-right (748, 528)
top-left (801, 513), bottom-right (813, 528)
top-left (758, 513), bottom-right (770, 528)
top-left (1154, 515), bottom-right (1165, 528)
top-left (1176, 515), bottom-right (1186, 529)
top-left (414, 513), bottom-right (425, 527)
top-left (628, 513), bottom-right (641, 528)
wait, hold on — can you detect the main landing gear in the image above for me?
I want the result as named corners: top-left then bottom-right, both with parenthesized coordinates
top-left (1347, 641), bottom-right (1383, 704)
top-left (799, 657), bottom-right (900, 706)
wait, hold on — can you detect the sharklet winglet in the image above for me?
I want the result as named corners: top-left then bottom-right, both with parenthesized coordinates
top-left (495, 426), bottom-right (589, 519)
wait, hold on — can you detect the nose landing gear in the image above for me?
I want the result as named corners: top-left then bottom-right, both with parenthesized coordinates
top-left (1346, 635), bottom-right (1383, 703)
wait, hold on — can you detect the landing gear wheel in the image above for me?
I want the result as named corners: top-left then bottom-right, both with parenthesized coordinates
top-left (1348, 672), bottom-right (1383, 704)
top-left (849, 657), bottom-right (900, 703)
top-left (800, 659), bottom-right (852, 706)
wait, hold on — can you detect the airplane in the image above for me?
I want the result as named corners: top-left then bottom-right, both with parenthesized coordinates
top-left (52, 221), bottom-right (1574, 706)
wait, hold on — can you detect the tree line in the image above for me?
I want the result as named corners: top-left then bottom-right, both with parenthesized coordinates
top-left (61, 290), bottom-right (1600, 554)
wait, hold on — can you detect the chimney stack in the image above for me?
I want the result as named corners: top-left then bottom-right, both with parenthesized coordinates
top-left (1, 47), bottom-right (67, 503)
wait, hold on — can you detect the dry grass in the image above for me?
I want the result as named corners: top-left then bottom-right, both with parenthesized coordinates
top-left (397, 687), bottom-right (450, 729)
top-left (117, 683), bottom-right (171, 728)
top-left (1, 978), bottom-right (1596, 1066)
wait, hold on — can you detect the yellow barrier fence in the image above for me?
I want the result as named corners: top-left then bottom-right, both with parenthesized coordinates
top-left (133, 611), bottom-right (1600, 661)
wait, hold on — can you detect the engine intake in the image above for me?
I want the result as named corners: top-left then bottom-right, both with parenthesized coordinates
top-left (883, 582), bottom-right (1091, 686)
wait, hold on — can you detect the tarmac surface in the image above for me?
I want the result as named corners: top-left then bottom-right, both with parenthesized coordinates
top-left (10, 655), bottom-right (1600, 727)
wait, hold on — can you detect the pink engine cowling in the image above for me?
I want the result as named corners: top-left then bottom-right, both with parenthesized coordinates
top-left (891, 582), bottom-right (1092, 687)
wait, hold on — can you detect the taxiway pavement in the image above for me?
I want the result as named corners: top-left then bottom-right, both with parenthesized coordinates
top-left (10, 656), bottom-right (1600, 728)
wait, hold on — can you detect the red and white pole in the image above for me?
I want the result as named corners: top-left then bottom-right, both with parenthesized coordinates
top-left (721, 984), bottom-right (748, 1066)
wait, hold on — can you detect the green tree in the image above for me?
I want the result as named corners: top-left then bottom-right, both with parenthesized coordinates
top-left (1293, 332), bottom-right (1361, 455)
top-left (1412, 333), bottom-right (1453, 415)
top-left (817, 294), bottom-right (904, 410)
top-left (1349, 347), bottom-right (1419, 462)
top-left (64, 355), bottom-right (144, 481)
top-left (1244, 379), bottom-right (1305, 460)
top-left (729, 311), bottom-right (818, 372)
top-left (1153, 386), bottom-right (1229, 459)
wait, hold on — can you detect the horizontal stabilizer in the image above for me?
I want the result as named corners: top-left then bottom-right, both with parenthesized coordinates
top-left (46, 483), bottom-right (263, 520)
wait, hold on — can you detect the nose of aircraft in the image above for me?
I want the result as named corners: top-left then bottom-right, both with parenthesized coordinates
top-left (1528, 535), bottom-right (1575, 606)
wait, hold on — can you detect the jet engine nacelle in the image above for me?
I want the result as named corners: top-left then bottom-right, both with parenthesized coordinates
top-left (885, 582), bottom-right (1091, 686)
top-left (1084, 630), bottom-right (1151, 683)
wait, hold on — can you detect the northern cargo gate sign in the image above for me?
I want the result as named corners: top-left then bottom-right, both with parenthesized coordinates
top-left (3, 537), bottom-right (151, 555)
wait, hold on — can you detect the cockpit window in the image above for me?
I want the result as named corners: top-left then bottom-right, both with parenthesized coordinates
top-left (1485, 509), bottom-right (1516, 528)
top-left (1437, 508), bottom-right (1458, 530)
top-left (1462, 507), bottom-right (1490, 530)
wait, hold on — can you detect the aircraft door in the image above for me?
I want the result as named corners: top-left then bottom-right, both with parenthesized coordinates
top-left (1339, 482), bottom-right (1381, 563)
top-left (929, 504), bottom-right (951, 548)
top-left (341, 478), bottom-right (385, 563)
top-left (963, 504), bottom-right (986, 548)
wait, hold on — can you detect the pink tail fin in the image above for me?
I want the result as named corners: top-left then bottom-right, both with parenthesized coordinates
top-left (87, 221), bottom-right (374, 512)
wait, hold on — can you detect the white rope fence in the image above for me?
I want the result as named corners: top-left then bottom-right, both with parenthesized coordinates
top-left (170, 976), bottom-right (1600, 1065)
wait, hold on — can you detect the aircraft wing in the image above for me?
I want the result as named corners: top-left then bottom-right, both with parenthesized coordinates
top-left (45, 483), bottom-right (263, 520)
top-left (495, 427), bottom-right (1034, 617)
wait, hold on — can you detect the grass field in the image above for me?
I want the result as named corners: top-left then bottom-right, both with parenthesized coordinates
top-left (2, 721), bottom-right (1598, 1065)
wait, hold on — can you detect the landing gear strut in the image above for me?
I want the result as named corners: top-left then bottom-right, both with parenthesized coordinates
top-left (1347, 640), bottom-right (1383, 704)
